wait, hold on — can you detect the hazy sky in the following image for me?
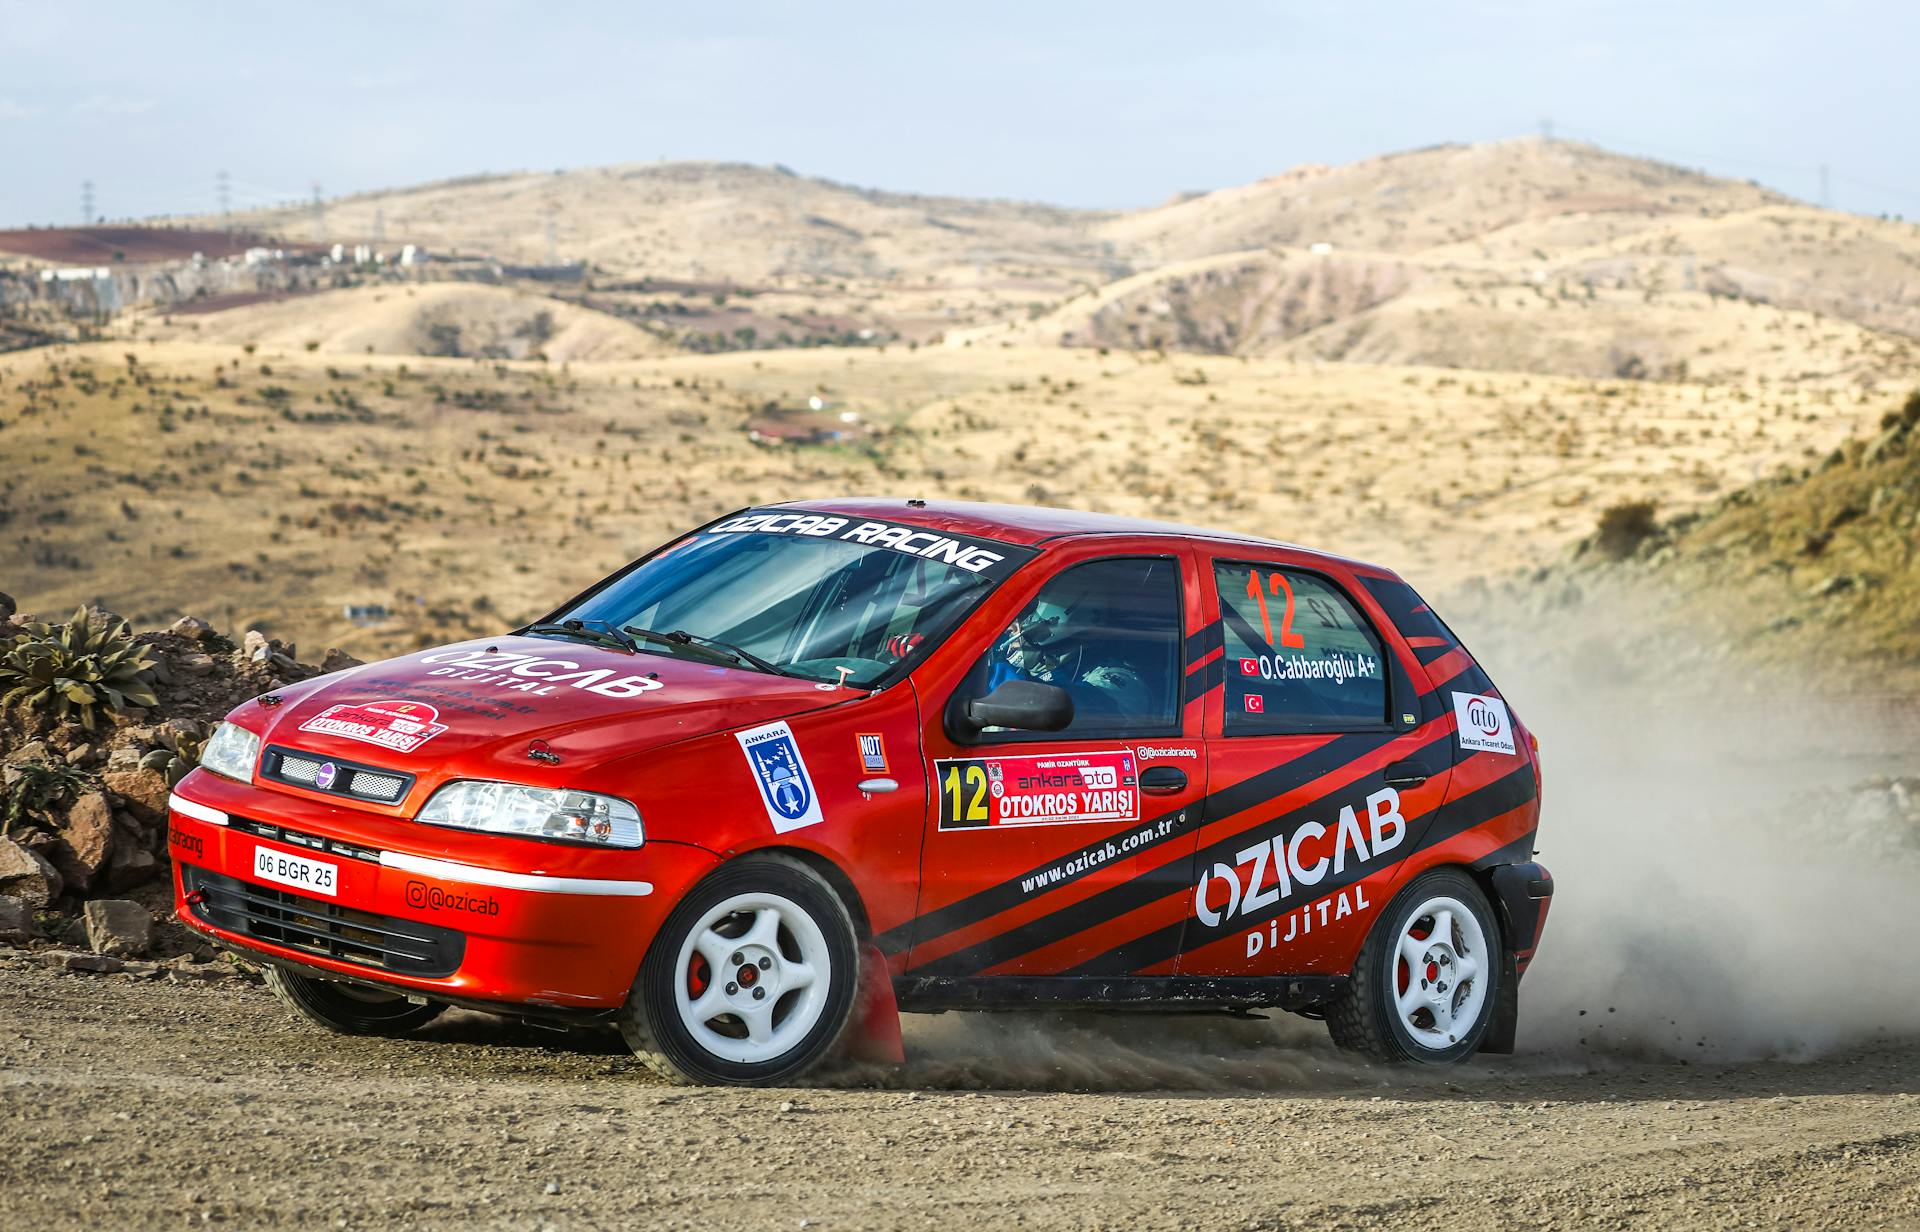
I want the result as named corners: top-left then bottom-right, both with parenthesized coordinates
top-left (2, 1), bottom-right (1915, 226)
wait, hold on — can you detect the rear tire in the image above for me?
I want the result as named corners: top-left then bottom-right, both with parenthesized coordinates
top-left (263, 967), bottom-right (447, 1036)
top-left (620, 853), bottom-right (858, 1086)
top-left (1327, 868), bottom-right (1503, 1064)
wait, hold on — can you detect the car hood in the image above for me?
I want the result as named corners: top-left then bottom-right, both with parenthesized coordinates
top-left (252, 635), bottom-right (860, 777)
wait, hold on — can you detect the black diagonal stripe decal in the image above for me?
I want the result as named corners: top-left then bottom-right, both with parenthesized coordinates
top-left (907, 728), bottom-right (1452, 977)
top-left (873, 729), bottom-right (1379, 958)
top-left (1184, 618), bottom-right (1223, 661)
top-left (1066, 759), bottom-right (1540, 977)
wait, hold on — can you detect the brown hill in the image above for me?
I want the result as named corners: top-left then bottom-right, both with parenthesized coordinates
top-left (143, 283), bottom-right (672, 362)
top-left (212, 162), bottom-right (1119, 289)
top-left (1097, 137), bottom-right (1788, 262)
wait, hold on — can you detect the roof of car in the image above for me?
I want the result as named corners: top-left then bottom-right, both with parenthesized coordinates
top-left (772, 497), bottom-right (1388, 573)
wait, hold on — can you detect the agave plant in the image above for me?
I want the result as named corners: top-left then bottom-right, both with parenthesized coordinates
top-left (140, 722), bottom-right (209, 786)
top-left (3, 761), bottom-right (88, 837)
top-left (0, 607), bottom-right (159, 732)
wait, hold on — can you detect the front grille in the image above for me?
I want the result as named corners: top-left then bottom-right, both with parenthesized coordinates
top-left (182, 865), bottom-right (464, 978)
top-left (226, 816), bottom-right (383, 865)
top-left (261, 746), bottom-right (415, 805)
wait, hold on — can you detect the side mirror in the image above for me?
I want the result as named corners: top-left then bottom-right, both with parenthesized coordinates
top-left (955, 679), bottom-right (1075, 736)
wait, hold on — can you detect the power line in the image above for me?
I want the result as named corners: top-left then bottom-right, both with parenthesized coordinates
top-left (310, 182), bottom-right (325, 242)
top-left (1552, 121), bottom-right (1920, 213)
top-left (217, 170), bottom-right (231, 224)
top-left (80, 179), bottom-right (94, 225)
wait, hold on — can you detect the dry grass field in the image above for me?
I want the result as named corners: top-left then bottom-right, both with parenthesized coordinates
top-left (0, 336), bottom-right (1885, 660)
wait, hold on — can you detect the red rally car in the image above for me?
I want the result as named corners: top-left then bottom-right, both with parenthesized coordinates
top-left (169, 499), bottom-right (1552, 1085)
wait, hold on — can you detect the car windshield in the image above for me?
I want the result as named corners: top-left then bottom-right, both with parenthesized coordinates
top-left (545, 510), bottom-right (1035, 688)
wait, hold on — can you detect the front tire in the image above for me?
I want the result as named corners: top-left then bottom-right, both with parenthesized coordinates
top-left (1327, 868), bottom-right (1503, 1063)
top-left (263, 967), bottom-right (447, 1036)
top-left (620, 853), bottom-right (858, 1086)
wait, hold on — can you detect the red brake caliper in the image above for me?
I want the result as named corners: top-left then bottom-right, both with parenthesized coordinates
top-left (688, 953), bottom-right (710, 999)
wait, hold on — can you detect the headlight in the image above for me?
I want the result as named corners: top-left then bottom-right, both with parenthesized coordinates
top-left (416, 781), bottom-right (643, 849)
top-left (199, 722), bottom-right (261, 783)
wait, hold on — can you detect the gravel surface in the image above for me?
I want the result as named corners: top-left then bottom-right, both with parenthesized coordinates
top-left (3, 959), bottom-right (1917, 1230)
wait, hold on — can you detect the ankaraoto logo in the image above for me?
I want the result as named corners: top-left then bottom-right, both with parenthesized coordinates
top-left (405, 880), bottom-right (500, 915)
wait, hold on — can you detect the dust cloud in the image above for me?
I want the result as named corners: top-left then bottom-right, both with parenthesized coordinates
top-left (1457, 576), bottom-right (1920, 1062)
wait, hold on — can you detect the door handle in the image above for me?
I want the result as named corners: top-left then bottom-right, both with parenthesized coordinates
top-left (1383, 760), bottom-right (1431, 788)
top-left (1140, 766), bottom-right (1188, 794)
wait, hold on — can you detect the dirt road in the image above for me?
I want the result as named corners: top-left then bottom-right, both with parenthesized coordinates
top-left (3, 958), bottom-right (1916, 1231)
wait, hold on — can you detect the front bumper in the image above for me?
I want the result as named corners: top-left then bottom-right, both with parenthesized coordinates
top-left (167, 770), bottom-right (719, 1008)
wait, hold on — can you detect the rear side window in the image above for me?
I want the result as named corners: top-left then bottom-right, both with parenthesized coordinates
top-left (1214, 561), bottom-right (1388, 733)
top-left (965, 556), bottom-right (1184, 739)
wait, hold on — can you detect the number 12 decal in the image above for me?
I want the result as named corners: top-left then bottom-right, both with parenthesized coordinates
top-left (941, 761), bottom-right (990, 827)
top-left (1244, 570), bottom-right (1306, 650)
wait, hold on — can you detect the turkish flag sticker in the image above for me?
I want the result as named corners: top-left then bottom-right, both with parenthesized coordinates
top-left (1239, 658), bottom-right (1259, 676)
top-left (1244, 694), bottom-right (1265, 713)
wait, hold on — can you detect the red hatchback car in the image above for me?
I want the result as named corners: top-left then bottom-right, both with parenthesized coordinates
top-left (169, 499), bottom-right (1551, 1084)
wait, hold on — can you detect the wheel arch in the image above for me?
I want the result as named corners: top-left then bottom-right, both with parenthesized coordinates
top-left (730, 842), bottom-right (875, 943)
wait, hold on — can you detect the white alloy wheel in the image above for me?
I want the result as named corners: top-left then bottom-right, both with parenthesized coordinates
top-left (1391, 894), bottom-right (1489, 1050)
top-left (671, 891), bottom-right (832, 1065)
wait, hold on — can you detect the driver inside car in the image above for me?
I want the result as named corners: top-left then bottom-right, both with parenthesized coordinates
top-left (982, 575), bottom-right (1157, 728)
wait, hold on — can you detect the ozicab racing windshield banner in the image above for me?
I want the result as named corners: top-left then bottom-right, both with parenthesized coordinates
top-left (706, 509), bottom-right (1034, 583)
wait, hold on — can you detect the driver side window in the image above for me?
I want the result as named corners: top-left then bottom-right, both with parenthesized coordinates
top-left (965, 556), bottom-right (1183, 739)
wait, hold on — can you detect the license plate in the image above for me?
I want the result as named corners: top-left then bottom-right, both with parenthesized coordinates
top-left (252, 845), bottom-right (339, 897)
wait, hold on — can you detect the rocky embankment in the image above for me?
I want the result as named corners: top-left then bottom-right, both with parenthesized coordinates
top-left (0, 598), bottom-right (357, 977)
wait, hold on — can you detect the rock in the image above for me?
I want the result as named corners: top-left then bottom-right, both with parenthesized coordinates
top-left (63, 744), bottom-right (94, 766)
top-left (177, 653), bottom-right (216, 677)
top-left (167, 616), bottom-right (213, 640)
top-left (1810, 574), bottom-right (1857, 597)
top-left (243, 629), bottom-right (269, 662)
top-left (0, 895), bottom-right (32, 943)
top-left (320, 649), bottom-right (364, 674)
top-left (39, 950), bottom-right (125, 975)
top-left (0, 839), bottom-right (61, 908)
top-left (102, 765), bottom-right (170, 819)
top-left (57, 792), bottom-right (116, 886)
top-left (106, 746), bottom-right (143, 771)
top-left (82, 899), bottom-right (152, 957)
top-left (105, 843), bottom-right (159, 891)
top-left (3, 740), bottom-right (52, 769)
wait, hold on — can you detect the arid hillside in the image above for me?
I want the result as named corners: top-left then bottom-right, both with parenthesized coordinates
top-left (144, 282), bottom-right (671, 363)
top-left (1100, 138), bottom-right (1788, 261)
top-left (6, 136), bottom-right (1916, 672)
top-left (1451, 388), bottom-right (1920, 694)
top-left (209, 161), bottom-right (1120, 290)
top-left (91, 139), bottom-right (1912, 384)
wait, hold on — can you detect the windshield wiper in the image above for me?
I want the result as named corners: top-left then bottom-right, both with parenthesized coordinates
top-left (522, 619), bottom-right (639, 654)
top-left (623, 626), bottom-right (794, 678)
